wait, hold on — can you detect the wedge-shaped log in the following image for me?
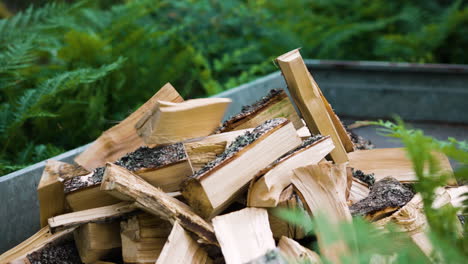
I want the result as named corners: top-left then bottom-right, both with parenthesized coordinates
top-left (182, 118), bottom-right (302, 219)
top-left (349, 148), bottom-right (455, 184)
top-left (268, 186), bottom-right (306, 240)
top-left (135, 98), bottom-right (231, 145)
top-left (74, 222), bottom-right (121, 263)
top-left (75, 83), bottom-right (184, 170)
top-left (185, 141), bottom-right (227, 172)
top-left (248, 136), bottom-right (334, 208)
top-left (276, 49), bottom-right (348, 163)
top-left (38, 160), bottom-right (89, 227)
top-left (48, 202), bottom-right (136, 233)
top-left (157, 221), bottom-right (212, 264)
top-left (278, 236), bottom-right (321, 264)
top-left (292, 164), bottom-right (352, 263)
top-left (348, 179), bottom-right (370, 205)
top-left (100, 163), bottom-right (218, 246)
top-left (121, 213), bottom-right (172, 264)
top-left (350, 177), bottom-right (414, 221)
top-left (212, 208), bottom-right (275, 264)
top-left (216, 89), bottom-right (303, 133)
top-left (0, 226), bottom-right (76, 264)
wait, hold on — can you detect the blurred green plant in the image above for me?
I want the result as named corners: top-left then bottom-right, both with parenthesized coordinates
top-left (277, 120), bottom-right (468, 263)
top-left (1, 0), bottom-right (468, 174)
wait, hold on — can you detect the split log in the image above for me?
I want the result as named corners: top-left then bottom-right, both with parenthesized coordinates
top-left (244, 249), bottom-right (287, 264)
top-left (182, 118), bottom-right (302, 219)
top-left (48, 202), bottom-right (136, 233)
top-left (38, 160), bottom-right (89, 227)
top-left (100, 162), bottom-right (218, 246)
top-left (212, 208), bottom-right (275, 264)
top-left (276, 49), bottom-right (348, 163)
top-left (121, 213), bottom-right (172, 264)
top-left (446, 185), bottom-right (468, 210)
top-left (292, 164), bottom-right (352, 263)
top-left (157, 221), bottom-right (212, 264)
top-left (75, 83), bottom-right (184, 170)
top-left (278, 236), bottom-right (321, 264)
top-left (348, 148), bottom-right (455, 185)
top-left (268, 185), bottom-right (306, 240)
top-left (248, 135), bottom-right (334, 208)
top-left (216, 89), bottom-right (303, 133)
top-left (0, 226), bottom-right (76, 264)
top-left (135, 98), bottom-right (231, 145)
top-left (184, 141), bottom-right (227, 172)
top-left (74, 222), bottom-right (121, 263)
top-left (296, 125), bottom-right (311, 140)
top-left (350, 177), bottom-right (414, 221)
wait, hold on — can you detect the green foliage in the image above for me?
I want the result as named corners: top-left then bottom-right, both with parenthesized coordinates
top-left (277, 120), bottom-right (468, 263)
top-left (1, 0), bottom-right (468, 174)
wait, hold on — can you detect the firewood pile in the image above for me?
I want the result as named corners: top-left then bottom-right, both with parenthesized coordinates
top-left (1, 49), bottom-right (466, 264)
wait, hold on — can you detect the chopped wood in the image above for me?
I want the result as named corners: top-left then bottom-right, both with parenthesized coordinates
top-left (48, 202), bottom-right (136, 233)
top-left (446, 185), bottom-right (468, 210)
top-left (319, 91), bottom-right (354, 153)
top-left (244, 249), bottom-right (287, 264)
top-left (278, 236), bottom-right (321, 264)
top-left (212, 208), bottom-right (275, 264)
top-left (292, 163), bottom-right (352, 222)
top-left (100, 162), bottom-right (218, 246)
top-left (74, 222), bottom-right (121, 263)
top-left (121, 213), bottom-right (172, 264)
top-left (248, 135), bottom-right (334, 208)
top-left (182, 118), bottom-right (302, 219)
top-left (0, 226), bottom-right (76, 264)
top-left (268, 185), bottom-right (306, 240)
top-left (65, 185), bottom-right (121, 212)
top-left (348, 179), bottom-right (370, 205)
top-left (135, 98), bottom-right (231, 145)
top-left (296, 125), bottom-right (311, 140)
top-left (292, 164), bottom-right (352, 264)
top-left (276, 49), bottom-right (348, 163)
top-left (351, 168), bottom-right (375, 186)
top-left (350, 177), bottom-right (414, 221)
top-left (157, 221), bottom-right (212, 264)
top-left (185, 141), bottom-right (227, 172)
top-left (75, 83), bottom-right (184, 170)
top-left (216, 89), bottom-right (303, 133)
top-left (348, 130), bottom-right (374, 150)
top-left (38, 160), bottom-right (89, 227)
top-left (348, 148), bottom-right (455, 184)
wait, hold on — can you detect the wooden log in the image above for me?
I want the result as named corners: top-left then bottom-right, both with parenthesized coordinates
top-left (348, 179), bottom-right (370, 205)
top-left (248, 136), bottom-right (334, 208)
top-left (38, 160), bottom-right (89, 227)
top-left (157, 221), bottom-right (212, 264)
top-left (0, 226), bottom-right (76, 264)
top-left (182, 118), bottom-right (302, 219)
top-left (292, 164), bottom-right (352, 263)
top-left (48, 202), bottom-right (136, 233)
top-left (216, 89), bottom-right (303, 133)
top-left (267, 186), bottom-right (305, 240)
top-left (135, 98), bottom-right (231, 145)
top-left (278, 236), bottom-right (321, 264)
top-left (121, 213), bottom-right (172, 264)
top-left (276, 49), bottom-right (348, 163)
top-left (348, 148), bottom-right (455, 184)
top-left (74, 222), bottom-right (121, 263)
top-left (75, 83), bottom-right (184, 171)
top-left (350, 177), bottom-right (414, 221)
top-left (244, 249), bottom-right (287, 264)
top-left (100, 162), bottom-right (218, 246)
top-left (212, 208), bottom-right (275, 264)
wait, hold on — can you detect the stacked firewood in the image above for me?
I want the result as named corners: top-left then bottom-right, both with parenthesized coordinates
top-left (1, 50), bottom-right (465, 264)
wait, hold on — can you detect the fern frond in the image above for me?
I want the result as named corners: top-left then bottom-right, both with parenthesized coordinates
top-left (0, 38), bottom-right (37, 73)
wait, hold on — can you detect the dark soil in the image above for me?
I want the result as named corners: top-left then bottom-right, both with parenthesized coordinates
top-left (350, 176), bottom-right (414, 216)
top-left (352, 168), bottom-right (375, 186)
top-left (215, 89), bottom-right (286, 133)
top-left (64, 143), bottom-right (186, 193)
top-left (27, 240), bottom-right (82, 264)
top-left (115, 143), bottom-right (186, 171)
top-left (193, 118), bottom-right (287, 178)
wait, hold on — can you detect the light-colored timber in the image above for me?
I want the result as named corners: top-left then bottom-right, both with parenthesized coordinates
top-left (74, 222), bottom-right (121, 263)
top-left (278, 236), bottom-right (321, 264)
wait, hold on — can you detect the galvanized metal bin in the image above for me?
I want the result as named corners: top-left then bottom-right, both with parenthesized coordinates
top-left (1, 60), bottom-right (468, 253)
